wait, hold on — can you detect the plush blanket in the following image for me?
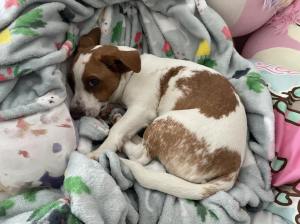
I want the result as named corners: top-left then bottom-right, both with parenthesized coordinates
top-left (0, 0), bottom-right (283, 223)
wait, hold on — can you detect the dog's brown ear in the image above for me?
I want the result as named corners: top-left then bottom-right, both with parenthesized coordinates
top-left (94, 45), bottom-right (141, 73)
top-left (77, 27), bottom-right (101, 51)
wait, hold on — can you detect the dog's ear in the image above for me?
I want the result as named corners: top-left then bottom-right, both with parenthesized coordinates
top-left (94, 45), bottom-right (141, 73)
top-left (77, 27), bottom-right (101, 51)
top-left (73, 28), bottom-right (100, 68)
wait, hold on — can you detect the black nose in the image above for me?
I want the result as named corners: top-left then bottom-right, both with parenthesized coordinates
top-left (70, 108), bottom-right (85, 120)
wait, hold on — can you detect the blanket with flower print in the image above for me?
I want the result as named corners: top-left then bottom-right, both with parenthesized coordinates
top-left (0, 0), bottom-right (99, 202)
top-left (0, 0), bottom-right (284, 223)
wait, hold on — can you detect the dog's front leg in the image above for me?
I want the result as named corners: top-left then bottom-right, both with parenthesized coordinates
top-left (88, 106), bottom-right (156, 160)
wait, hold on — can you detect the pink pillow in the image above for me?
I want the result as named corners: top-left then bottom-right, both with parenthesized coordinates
top-left (254, 62), bottom-right (300, 188)
top-left (207, 0), bottom-right (294, 37)
top-left (242, 0), bottom-right (300, 72)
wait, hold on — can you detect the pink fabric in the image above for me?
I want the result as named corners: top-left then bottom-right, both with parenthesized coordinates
top-left (231, 0), bottom-right (276, 37)
top-left (272, 110), bottom-right (300, 186)
top-left (255, 62), bottom-right (300, 187)
top-left (242, 0), bottom-right (300, 58)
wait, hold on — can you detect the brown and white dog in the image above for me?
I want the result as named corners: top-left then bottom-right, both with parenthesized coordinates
top-left (71, 43), bottom-right (247, 200)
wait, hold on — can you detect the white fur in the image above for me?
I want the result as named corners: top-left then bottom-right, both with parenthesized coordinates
top-left (92, 45), bottom-right (136, 51)
top-left (92, 45), bottom-right (101, 50)
top-left (74, 49), bottom-right (247, 199)
top-left (92, 45), bottom-right (136, 52)
top-left (116, 46), bottom-right (137, 51)
top-left (152, 104), bottom-right (247, 182)
top-left (121, 158), bottom-right (237, 200)
top-left (71, 53), bottom-right (104, 117)
top-left (158, 97), bottom-right (247, 155)
top-left (158, 68), bottom-right (194, 114)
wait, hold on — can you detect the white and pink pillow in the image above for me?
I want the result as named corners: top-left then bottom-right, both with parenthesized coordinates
top-left (243, 0), bottom-right (300, 72)
top-left (207, 0), bottom-right (293, 37)
top-left (254, 62), bottom-right (300, 189)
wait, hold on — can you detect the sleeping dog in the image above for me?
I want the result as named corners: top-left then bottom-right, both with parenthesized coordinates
top-left (71, 44), bottom-right (247, 200)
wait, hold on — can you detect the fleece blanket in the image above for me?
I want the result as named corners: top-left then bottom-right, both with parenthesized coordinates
top-left (0, 0), bottom-right (283, 223)
top-left (0, 0), bottom-right (98, 193)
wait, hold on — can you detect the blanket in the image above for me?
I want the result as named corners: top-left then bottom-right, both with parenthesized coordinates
top-left (0, 0), bottom-right (282, 223)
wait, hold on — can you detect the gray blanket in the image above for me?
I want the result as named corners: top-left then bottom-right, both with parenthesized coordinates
top-left (0, 0), bottom-right (283, 223)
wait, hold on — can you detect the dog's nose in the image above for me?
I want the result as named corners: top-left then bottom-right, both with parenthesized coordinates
top-left (70, 108), bottom-right (85, 120)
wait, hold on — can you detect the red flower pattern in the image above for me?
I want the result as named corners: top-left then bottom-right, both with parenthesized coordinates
top-left (162, 41), bottom-right (171, 53)
top-left (0, 74), bottom-right (6, 81)
top-left (18, 150), bottom-right (29, 158)
top-left (222, 26), bottom-right (232, 40)
top-left (134, 32), bottom-right (142, 43)
top-left (61, 40), bottom-right (73, 56)
top-left (4, 0), bottom-right (19, 9)
top-left (7, 67), bottom-right (13, 75)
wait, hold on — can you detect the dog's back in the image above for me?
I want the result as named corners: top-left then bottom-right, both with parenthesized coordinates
top-left (122, 54), bottom-right (248, 199)
top-left (139, 56), bottom-right (247, 184)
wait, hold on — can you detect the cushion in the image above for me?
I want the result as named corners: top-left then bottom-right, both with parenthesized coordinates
top-left (254, 61), bottom-right (300, 187)
top-left (207, 0), bottom-right (294, 37)
top-left (243, 0), bottom-right (300, 72)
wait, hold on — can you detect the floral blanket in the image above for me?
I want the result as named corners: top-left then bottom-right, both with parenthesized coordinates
top-left (0, 0), bottom-right (282, 223)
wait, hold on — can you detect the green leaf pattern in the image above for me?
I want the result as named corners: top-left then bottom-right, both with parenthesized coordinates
top-left (0, 199), bottom-right (15, 217)
top-left (19, 0), bottom-right (26, 5)
top-left (187, 199), bottom-right (219, 223)
top-left (197, 202), bottom-right (207, 222)
top-left (23, 188), bottom-right (39, 202)
top-left (166, 49), bottom-right (174, 58)
top-left (27, 200), bottom-right (60, 222)
top-left (208, 209), bottom-right (218, 220)
top-left (11, 8), bottom-right (46, 37)
top-left (246, 72), bottom-right (265, 93)
top-left (67, 32), bottom-right (77, 48)
top-left (64, 176), bottom-right (91, 194)
top-left (111, 21), bottom-right (123, 44)
top-left (197, 56), bottom-right (217, 68)
top-left (13, 64), bottom-right (32, 78)
top-left (67, 213), bottom-right (83, 224)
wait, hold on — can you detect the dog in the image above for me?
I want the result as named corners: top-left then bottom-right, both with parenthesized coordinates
top-left (71, 44), bottom-right (247, 200)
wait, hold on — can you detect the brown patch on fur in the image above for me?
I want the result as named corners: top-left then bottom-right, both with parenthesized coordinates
top-left (31, 129), bottom-right (47, 136)
top-left (201, 173), bottom-right (237, 197)
top-left (201, 186), bottom-right (219, 198)
top-left (80, 45), bottom-right (141, 102)
top-left (144, 118), bottom-right (241, 183)
top-left (71, 27), bottom-right (101, 71)
top-left (160, 66), bottom-right (184, 98)
top-left (78, 27), bottom-right (100, 51)
top-left (94, 45), bottom-right (141, 73)
top-left (174, 71), bottom-right (239, 119)
top-left (83, 55), bottom-right (121, 101)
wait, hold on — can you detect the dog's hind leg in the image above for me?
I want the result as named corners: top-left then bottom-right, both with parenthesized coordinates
top-left (123, 136), bottom-right (151, 165)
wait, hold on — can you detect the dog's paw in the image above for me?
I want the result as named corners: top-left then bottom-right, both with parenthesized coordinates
top-left (87, 150), bottom-right (101, 160)
top-left (99, 136), bottom-right (120, 153)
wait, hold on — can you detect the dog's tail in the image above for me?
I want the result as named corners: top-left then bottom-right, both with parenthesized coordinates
top-left (121, 158), bottom-right (237, 200)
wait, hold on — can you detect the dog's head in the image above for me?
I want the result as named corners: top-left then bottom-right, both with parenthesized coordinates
top-left (70, 42), bottom-right (141, 119)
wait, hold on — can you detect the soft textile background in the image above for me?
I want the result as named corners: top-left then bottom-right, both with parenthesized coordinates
top-left (0, 0), bottom-right (280, 223)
